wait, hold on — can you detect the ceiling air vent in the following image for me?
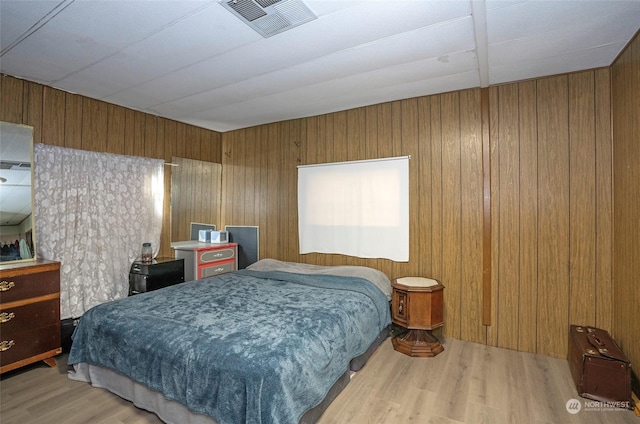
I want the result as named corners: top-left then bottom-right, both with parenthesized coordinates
top-left (220, 0), bottom-right (316, 38)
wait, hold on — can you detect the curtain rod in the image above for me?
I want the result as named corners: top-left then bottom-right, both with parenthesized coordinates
top-left (297, 155), bottom-right (410, 169)
top-left (164, 162), bottom-right (178, 167)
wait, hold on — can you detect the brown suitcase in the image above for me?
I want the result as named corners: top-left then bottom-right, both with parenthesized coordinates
top-left (568, 325), bottom-right (632, 406)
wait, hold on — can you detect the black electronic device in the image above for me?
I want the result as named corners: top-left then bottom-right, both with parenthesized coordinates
top-left (129, 257), bottom-right (185, 295)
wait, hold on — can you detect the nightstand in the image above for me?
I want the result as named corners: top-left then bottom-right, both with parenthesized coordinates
top-left (391, 277), bottom-right (444, 357)
top-left (171, 241), bottom-right (238, 282)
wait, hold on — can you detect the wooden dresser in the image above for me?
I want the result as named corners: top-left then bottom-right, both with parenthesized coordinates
top-left (0, 259), bottom-right (61, 373)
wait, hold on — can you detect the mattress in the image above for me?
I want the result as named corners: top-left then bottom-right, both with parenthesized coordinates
top-left (68, 261), bottom-right (392, 424)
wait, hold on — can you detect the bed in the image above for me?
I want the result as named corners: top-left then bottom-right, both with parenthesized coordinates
top-left (67, 259), bottom-right (392, 424)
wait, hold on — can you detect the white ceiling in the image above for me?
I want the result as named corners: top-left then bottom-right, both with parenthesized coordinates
top-left (1, 0), bottom-right (639, 133)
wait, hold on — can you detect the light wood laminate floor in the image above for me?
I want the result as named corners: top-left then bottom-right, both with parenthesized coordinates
top-left (1, 337), bottom-right (637, 424)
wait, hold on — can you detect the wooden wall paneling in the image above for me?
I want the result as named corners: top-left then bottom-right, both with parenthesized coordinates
top-left (105, 104), bottom-right (126, 155)
top-left (612, 33), bottom-right (640, 374)
top-left (365, 105), bottom-right (379, 160)
top-left (594, 69), bottom-right (613, 332)
top-left (459, 89), bottom-right (484, 344)
top-left (302, 116), bottom-right (320, 266)
top-left (277, 121), bottom-right (289, 260)
top-left (487, 86), bottom-right (500, 347)
top-left (629, 33), bottom-right (640, 376)
top-left (328, 112), bottom-right (348, 266)
top-left (209, 160), bottom-right (223, 230)
top-left (440, 92), bottom-right (462, 340)
top-left (170, 157), bottom-right (222, 244)
top-left (264, 123), bottom-right (280, 260)
top-left (416, 97), bottom-right (433, 279)
top-left (257, 125), bottom-right (270, 263)
top-left (1, 75), bottom-right (24, 123)
top-left (391, 101), bottom-right (403, 157)
top-left (347, 108), bottom-right (366, 161)
top-left (133, 111), bottom-right (148, 157)
top-left (143, 115), bottom-right (159, 159)
top-left (222, 129), bottom-right (235, 227)
top-left (184, 125), bottom-right (199, 159)
top-left (288, 119), bottom-right (304, 263)
top-left (429, 96), bottom-right (444, 302)
top-left (377, 103), bottom-right (393, 162)
top-left (399, 98), bottom-right (418, 278)
top-left (221, 129), bottom-right (235, 226)
top-left (198, 128), bottom-right (211, 162)
top-left (333, 111), bottom-right (348, 163)
top-left (314, 114), bottom-right (333, 265)
top-left (200, 154), bottom-right (214, 225)
top-left (186, 157), bottom-right (199, 238)
top-left (517, 80), bottom-right (539, 353)
top-left (156, 118), bottom-right (166, 160)
top-left (242, 127), bottom-right (257, 228)
top-left (123, 109), bottom-right (136, 156)
top-left (212, 131), bottom-right (222, 164)
top-left (305, 116), bottom-right (319, 166)
top-left (374, 104), bottom-right (393, 275)
top-left (363, 105), bottom-right (383, 272)
top-left (612, 41), bottom-right (632, 351)
top-left (170, 157), bottom-right (186, 241)
top-left (282, 121), bottom-right (294, 262)
top-left (185, 156), bottom-right (199, 238)
top-left (123, 110), bottom-right (145, 157)
top-left (480, 88), bottom-right (491, 328)
top-left (23, 81), bottom-right (43, 143)
top-left (390, 101), bottom-right (404, 278)
top-left (496, 83), bottom-right (521, 350)
top-left (42, 86), bottom-right (66, 146)
top-left (81, 97), bottom-right (107, 152)
top-left (568, 72), bottom-right (597, 327)
top-left (345, 108), bottom-right (365, 266)
top-left (173, 122), bottom-right (187, 159)
top-left (237, 127), bottom-right (248, 226)
top-left (164, 120), bottom-right (179, 251)
top-left (63, 92), bottom-right (83, 149)
top-left (536, 76), bottom-right (570, 358)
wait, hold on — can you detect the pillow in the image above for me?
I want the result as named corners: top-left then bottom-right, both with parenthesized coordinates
top-left (247, 258), bottom-right (392, 300)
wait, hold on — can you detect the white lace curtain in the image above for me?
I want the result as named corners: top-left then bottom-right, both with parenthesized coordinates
top-left (34, 144), bottom-right (164, 319)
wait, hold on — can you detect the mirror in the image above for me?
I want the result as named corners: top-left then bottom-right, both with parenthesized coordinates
top-left (0, 121), bottom-right (35, 263)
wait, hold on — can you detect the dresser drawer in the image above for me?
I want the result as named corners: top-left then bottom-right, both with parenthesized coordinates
top-left (0, 323), bottom-right (60, 367)
top-left (0, 298), bottom-right (60, 339)
top-left (199, 260), bottom-right (236, 279)
top-left (0, 269), bottom-right (60, 304)
top-left (198, 247), bottom-right (236, 265)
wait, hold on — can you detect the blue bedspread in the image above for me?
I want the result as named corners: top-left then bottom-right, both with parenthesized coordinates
top-left (68, 269), bottom-right (391, 424)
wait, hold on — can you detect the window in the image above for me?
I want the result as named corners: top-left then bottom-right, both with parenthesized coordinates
top-left (297, 156), bottom-right (409, 261)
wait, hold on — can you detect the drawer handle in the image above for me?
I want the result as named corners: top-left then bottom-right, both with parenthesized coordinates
top-left (0, 312), bottom-right (15, 323)
top-left (0, 281), bottom-right (16, 291)
top-left (0, 340), bottom-right (15, 352)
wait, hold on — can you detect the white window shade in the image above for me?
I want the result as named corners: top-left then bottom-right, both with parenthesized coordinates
top-left (298, 156), bottom-right (409, 262)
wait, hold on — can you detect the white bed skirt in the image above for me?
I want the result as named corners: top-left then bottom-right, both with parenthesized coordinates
top-left (69, 363), bottom-right (217, 424)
